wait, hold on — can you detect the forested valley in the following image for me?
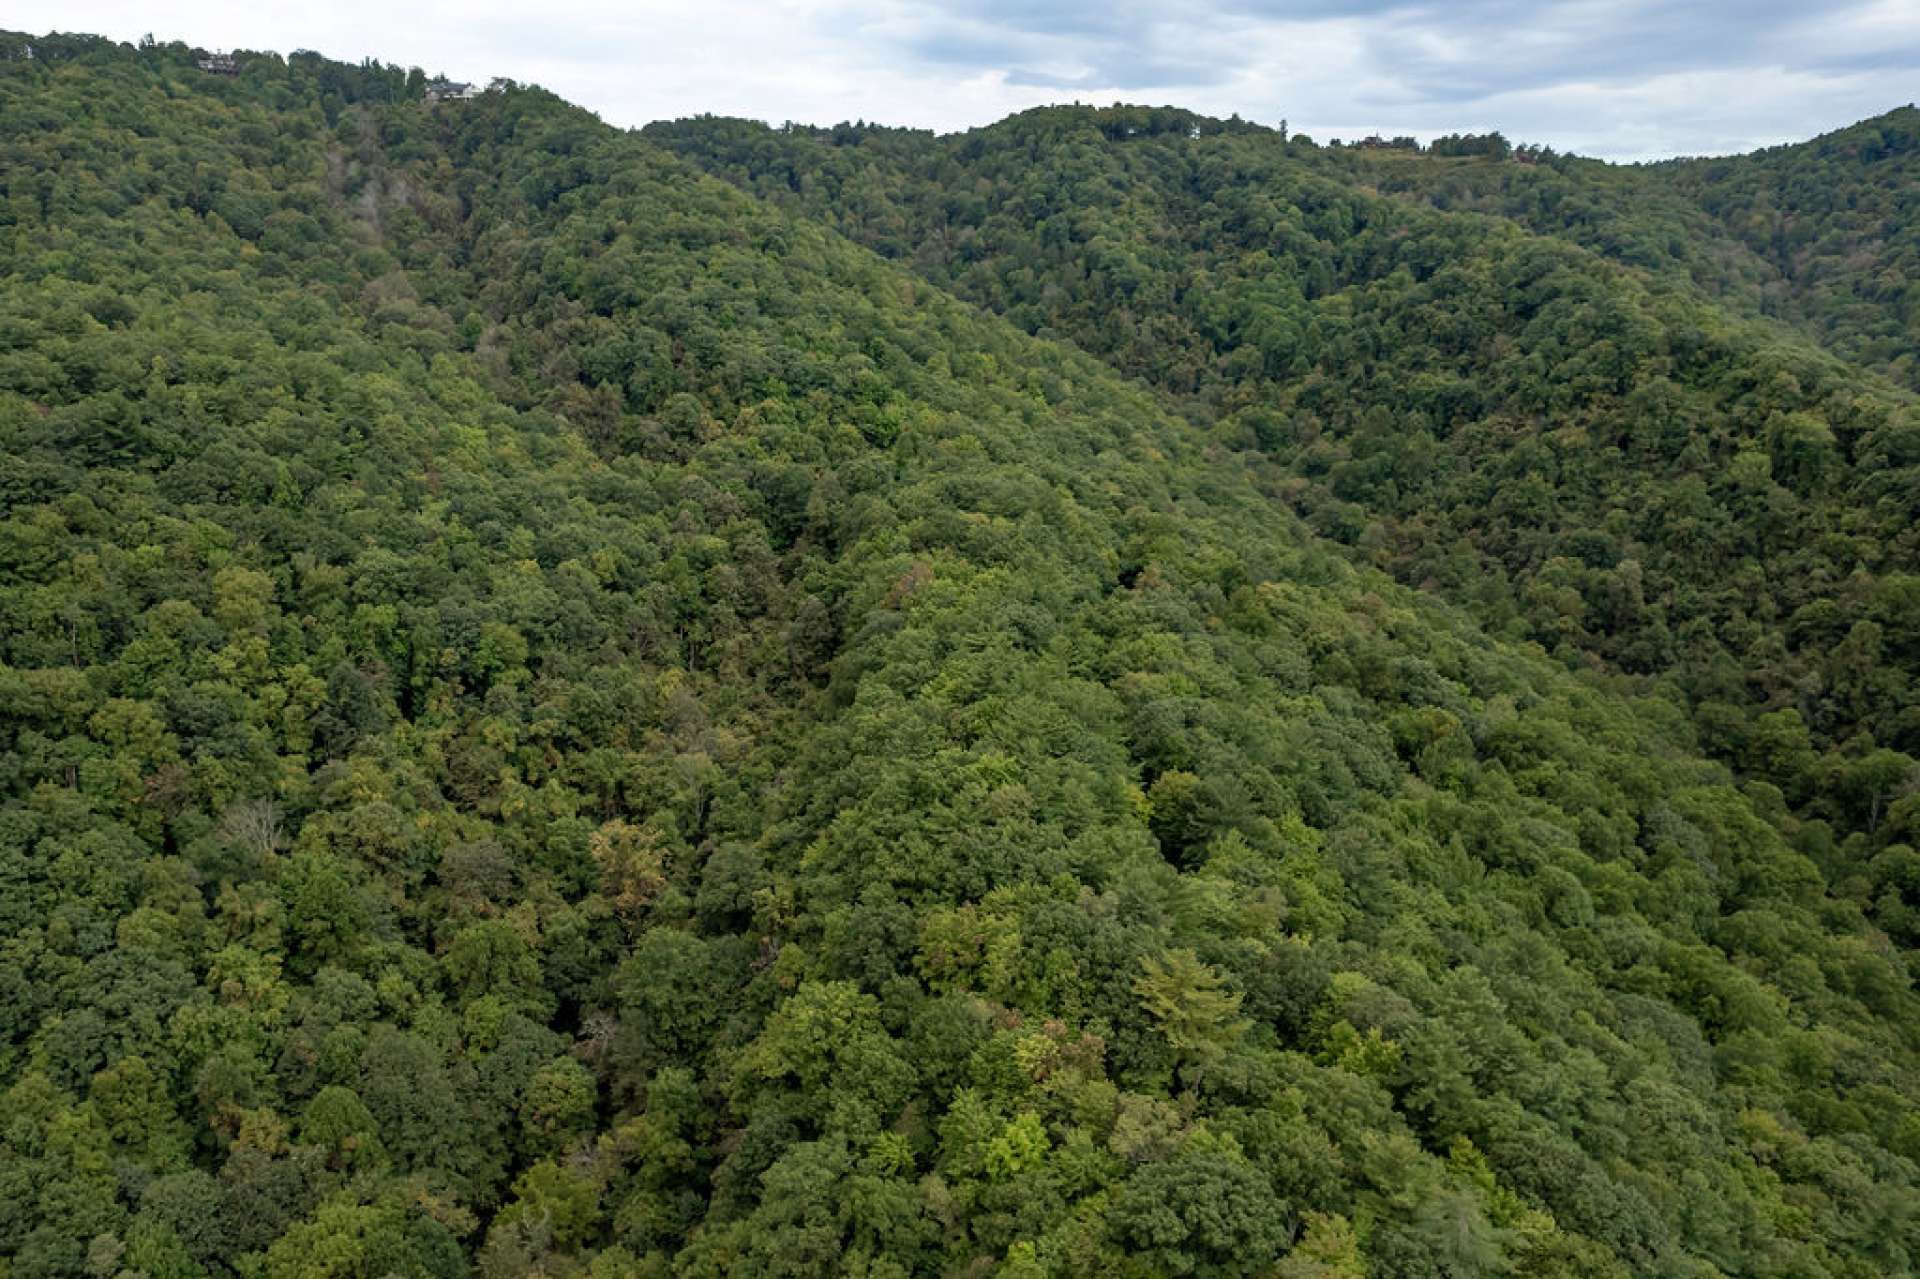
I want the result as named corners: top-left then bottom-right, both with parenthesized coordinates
top-left (3, 31), bottom-right (1920, 1279)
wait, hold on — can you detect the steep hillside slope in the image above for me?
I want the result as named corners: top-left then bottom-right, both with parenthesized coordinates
top-left (1306, 107), bottom-right (1920, 393)
top-left (651, 107), bottom-right (1920, 911)
top-left (1309, 140), bottom-right (1790, 323)
top-left (1663, 107), bottom-right (1920, 390)
top-left (3, 33), bottom-right (1920, 1279)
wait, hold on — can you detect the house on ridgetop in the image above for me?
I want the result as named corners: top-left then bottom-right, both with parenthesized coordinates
top-left (196, 52), bottom-right (238, 75)
top-left (426, 78), bottom-right (483, 103)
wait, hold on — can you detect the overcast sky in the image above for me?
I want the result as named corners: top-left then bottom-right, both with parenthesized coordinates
top-left (16, 1), bottom-right (1920, 160)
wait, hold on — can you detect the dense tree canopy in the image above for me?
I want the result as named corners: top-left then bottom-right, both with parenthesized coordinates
top-left (649, 104), bottom-right (1920, 939)
top-left (3, 31), bottom-right (1919, 1279)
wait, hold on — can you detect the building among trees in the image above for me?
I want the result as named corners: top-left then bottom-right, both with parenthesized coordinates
top-left (425, 77), bottom-right (481, 103)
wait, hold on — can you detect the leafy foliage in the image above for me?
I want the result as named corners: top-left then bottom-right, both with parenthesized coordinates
top-left (652, 103), bottom-right (1920, 936)
top-left (2, 30), bottom-right (1919, 1279)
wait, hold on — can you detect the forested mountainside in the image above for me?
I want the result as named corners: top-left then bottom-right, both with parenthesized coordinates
top-left (3, 30), bottom-right (1920, 1279)
top-left (1284, 108), bottom-right (1920, 395)
top-left (649, 106), bottom-right (1920, 931)
top-left (1661, 110), bottom-right (1920, 388)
